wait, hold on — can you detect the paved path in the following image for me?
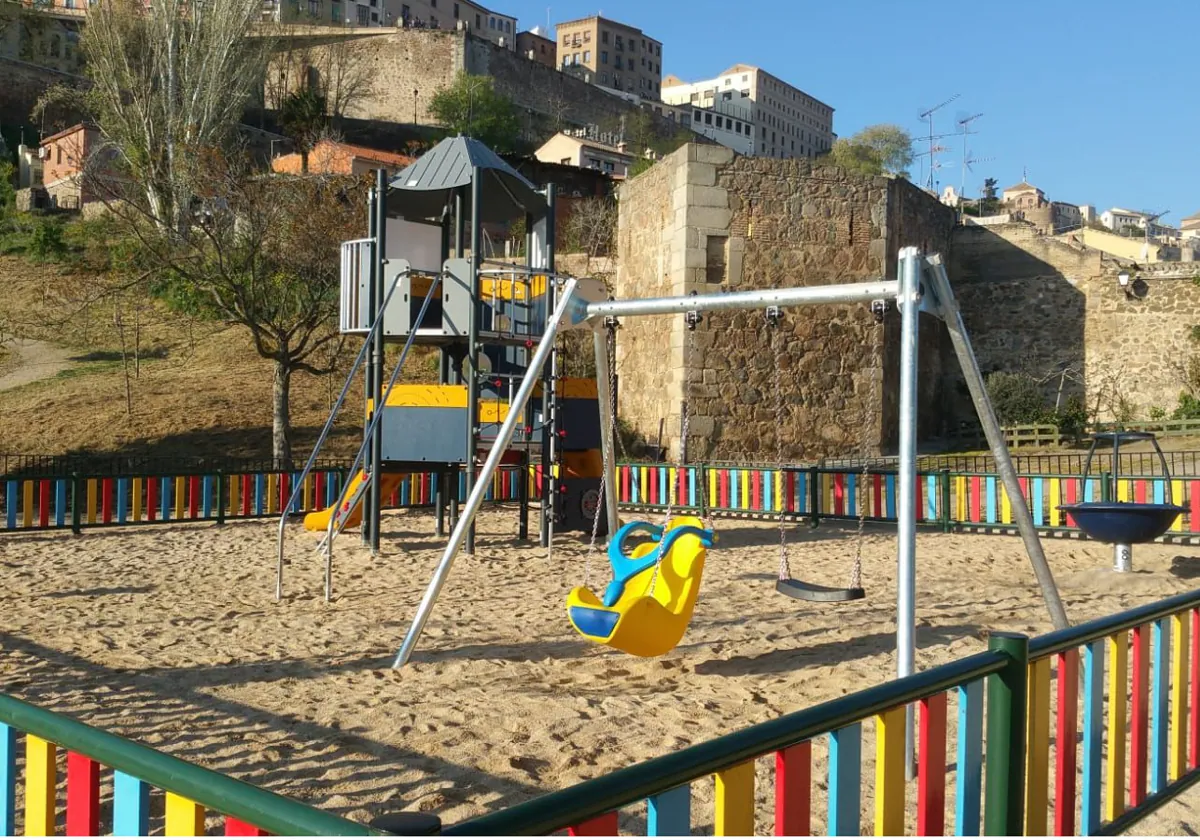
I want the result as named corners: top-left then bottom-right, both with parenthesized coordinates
top-left (0, 338), bottom-right (73, 392)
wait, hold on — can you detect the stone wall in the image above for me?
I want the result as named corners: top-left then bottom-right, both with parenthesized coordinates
top-left (0, 56), bottom-right (86, 131)
top-left (946, 222), bottom-right (1200, 423)
top-left (613, 144), bottom-right (956, 463)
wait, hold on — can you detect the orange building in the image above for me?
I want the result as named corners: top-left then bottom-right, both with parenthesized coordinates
top-left (40, 123), bottom-right (106, 209)
top-left (270, 140), bottom-right (415, 179)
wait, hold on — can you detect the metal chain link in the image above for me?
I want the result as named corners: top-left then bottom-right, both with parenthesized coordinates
top-left (584, 322), bottom-right (620, 588)
top-left (850, 304), bottom-right (886, 590)
top-left (769, 308), bottom-right (792, 583)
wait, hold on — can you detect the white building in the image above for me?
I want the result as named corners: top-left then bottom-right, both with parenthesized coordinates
top-left (662, 64), bottom-right (834, 159)
top-left (535, 131), bottom-right (635, 178)
top-left (1101, 207), bottom-right (1149, 232)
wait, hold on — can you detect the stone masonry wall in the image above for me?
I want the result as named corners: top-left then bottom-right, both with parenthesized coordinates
top-left (611, 146), bottom-right (685, 455)
top-left (946, 222), bottom-right (1200, 423)
top-left (0, 56), bottom-right (86, 131)
top-left (614, 144), bottom-right (956, 463)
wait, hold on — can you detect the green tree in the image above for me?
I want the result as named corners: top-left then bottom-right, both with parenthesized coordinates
top-left (982, 177), bottom-right (998, 201)
top-left (280, 86), bottom-right (328, 173)
top-left (0, 160), bottom-right (15, 218)
top-left (427, 72), bottom-right (520, 152)
top-left (824, 124), bottom-right (914, 178)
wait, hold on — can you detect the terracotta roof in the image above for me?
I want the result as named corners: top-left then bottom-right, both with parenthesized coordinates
top-left (1003, 181), bottom-right (1041, 193)
top-left (39, 123), bottom-right (98, 147)
top-left (317, 140), bottom-right (414, 167)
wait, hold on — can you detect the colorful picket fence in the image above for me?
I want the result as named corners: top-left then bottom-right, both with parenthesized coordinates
top-left (0, 467), bottom-right (531, 534)
top-left (0, 693), bottom-right (370, 836)
top-left (446, 588), bottom-right (1200, 836)
top-left (616, 463), bottom-right (1200, 538)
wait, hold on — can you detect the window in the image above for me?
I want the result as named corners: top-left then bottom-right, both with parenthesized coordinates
top-left (331, 2), bottom-right (339, 20)
top-left (600, 72), bottom-right (608, 83)
top-left (694, 109), bottom-right (701, 119)
top-left (506, 21), bottom-right (511, 32)
top-left (627, 57), bottom-right (633, 70)
top-left (615, 35), bottom-right (623, 48)
top-left (602, 30), bottom-right (609, 43)
top-left (307, 0), bottom-right (317, 14)
top-left (562, 34), bottom-right (569, 45)
top-left (356, 4), bottom-right (367, 23)
top-left (601, 50), bottom-right (608, 63)
top-left (429, 14), bottom-right (436, 26)
top-left (560, 157), bottom-right (571, 165)
top-left (476, 13), bottom-right (480, 27)
top-left (371, 11), bottom-right (378, 21)
top-left (603, 161), bottom-right (614, 172)
top-left (704, 113), bottom-right (712, 125)
top-left (705, 235), bottom-right (728, 284)
top-left (453, 2), bottom-right (458, 16)
top-left (489, 16), bottom-right (495, 28)
top-left (401, 3), bottom-right (408, 17)
top-left (583, 50), bottom-right (590, 62)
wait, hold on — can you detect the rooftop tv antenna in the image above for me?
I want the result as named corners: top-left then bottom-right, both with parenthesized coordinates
top-left (918, 93), bottom-right (960, 191)
top-left (957, 112), bottom-right (983, 196)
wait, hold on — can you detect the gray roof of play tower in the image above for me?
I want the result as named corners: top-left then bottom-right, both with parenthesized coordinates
top-left (387, 135), bottom-right (547, 224)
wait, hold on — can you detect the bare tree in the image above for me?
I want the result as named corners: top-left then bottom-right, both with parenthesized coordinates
top-left (265, 32), bottom-right (375, 123)
top-left (562, 196), bottom-right (618, 283)
top-left (41, 0), bottom-right (271, 234)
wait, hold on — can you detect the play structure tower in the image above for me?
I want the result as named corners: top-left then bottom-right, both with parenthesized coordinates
top-left (275, 137), bottom-right (608, 599)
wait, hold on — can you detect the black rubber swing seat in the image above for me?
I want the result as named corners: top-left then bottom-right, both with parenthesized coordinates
top-left (776, 579), bottom-right (866, 603)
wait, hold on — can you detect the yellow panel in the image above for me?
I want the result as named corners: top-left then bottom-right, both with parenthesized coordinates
top-left (174, 476), bottom-right (185, 519)
top-left (303, 474), bottom-right (314, 510)
top-left (740, 470), bottom-right (749, 510)
top-left (1107, 631), bottom-right (1128, 821)
top-left (266, 473), bottom-right (278, 515)
top-left (668, 468), bottom-right (678, 508)
top-left (714, 761), bottom-right (755, 836)
top-left (1024, 657), bottom-right (1051, 834)
top-left (132, 477), bottom-right (143, 522)
top-left (1001, 483), bottom-right (1012, 524)
top-left (381, 385), bottom-right (469, 409)
top-left (956, 476), bottom-right (967, 522)
top-left (480, 274), bottom-right (548, 300)
top-left (1173, 480), bottom-right (1185, 531)
top-left (165, 792), bottom-right (205, 836)
top-left (228, 475), bottom-right (239, 516)
top-left (874, 706), bottom-right (906, 835)
top-left (709, 468), bottom-right (718, 511)
top-left (775, 471), bottom-right (784, 512)
top-left (822, 473), bottom-right (832, 514)
top-left (1049, 478), bottom-right (1061, 527)
top-left (1172, 612), bottom-right (1189, 781)
top-left (25, 735), bottom-right (56, 837)
top-left (22, 481), bottom-right (33, 528)
top-left (1118, 480), bottom-right (1132, 503)
top-left (87, 478), bottom-right (98, 524)
top-left (556, 378), bottom-right (599, 399)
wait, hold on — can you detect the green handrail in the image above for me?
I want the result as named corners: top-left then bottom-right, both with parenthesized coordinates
top-left (1029, 587), bottom-right (1200, 660)
top-left (0, 694), bottom-right (374, 837)
top-left (445, 649), bottom-right (1009, 836)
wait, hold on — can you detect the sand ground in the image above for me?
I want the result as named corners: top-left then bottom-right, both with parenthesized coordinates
top-left (3, 510), bottom-right (1200, 834)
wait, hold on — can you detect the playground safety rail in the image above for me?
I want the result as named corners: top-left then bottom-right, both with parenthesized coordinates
top-left (0, 692), bottom-right (373, 836)
top-left (447, 587), bottom-right (1200, 836)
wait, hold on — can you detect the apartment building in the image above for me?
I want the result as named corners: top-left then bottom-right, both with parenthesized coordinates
top-left (536, 131), bottom-right (635, 179)
top-left (266, 0), bottom-right (515, 44)
top-left (516, 27), bottom-right (556, 67)
top-left (662, 64), bottom-right (834, 159)
top-left (555, 15), bottom-right (663, 99)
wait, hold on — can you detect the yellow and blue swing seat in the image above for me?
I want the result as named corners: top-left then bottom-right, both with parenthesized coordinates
top-left (566, 516), bottom-right (714, 657)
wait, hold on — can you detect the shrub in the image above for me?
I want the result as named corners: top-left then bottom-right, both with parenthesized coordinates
top-left (27, 217), bottom-right (68, 263)
top-left (1173, 392), bottom-right (1200, 420)
top-left (985, 371), bottom-right (1046, 425)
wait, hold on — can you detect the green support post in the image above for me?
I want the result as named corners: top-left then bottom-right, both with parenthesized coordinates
top-left (940, 468), bottom-right (952, 533)
top-left (983, 631), bottom-right (1029, 835)
top-left (70, 473), bottom-right (82, 535)
top-left (216, 471), bottom-right (226, 526)
top-left (808, 465), bottom-right (820, 528)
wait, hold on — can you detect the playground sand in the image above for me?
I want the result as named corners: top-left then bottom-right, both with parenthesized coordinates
top-left (3, 511), bottom-right (1200, 834)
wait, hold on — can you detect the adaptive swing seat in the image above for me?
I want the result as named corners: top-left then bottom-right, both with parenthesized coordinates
top-left (566, 516), bottom-right (714, 657)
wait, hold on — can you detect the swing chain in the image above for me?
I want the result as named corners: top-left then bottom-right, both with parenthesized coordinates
top-left (584, 320), bottom-right (620, 587)
top-left (768, 307), bottom-right (792, 583)
top-left (850, 301), bottom-right (888, 590)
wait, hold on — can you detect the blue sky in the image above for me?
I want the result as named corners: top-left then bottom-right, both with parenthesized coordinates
top-left (511, 0), bottom-right (1196, 225)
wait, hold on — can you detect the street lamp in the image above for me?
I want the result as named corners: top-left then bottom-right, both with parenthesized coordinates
top-left (413, 88), bottom-right (419, 125)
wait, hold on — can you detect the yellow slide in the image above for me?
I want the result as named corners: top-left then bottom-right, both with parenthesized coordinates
top-left (303, 471), bottom-right (405, 531)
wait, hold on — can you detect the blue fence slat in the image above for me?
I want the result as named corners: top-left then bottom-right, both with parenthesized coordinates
top-left (1151, 618), bottom-right (1170, 794)
top-left (0, 723), bottom-right (15, 836)
top-left (955, 680), bottom-right (983, 835)
top-left (1082, 640), bottom-right (1104, 835)
top-left (202, 475), bottom-right (213, 519)
top-left (161, 477), bottom-right (172, 521)
top-left (985, 476), bottom-right (997, 523)
top-left (828, 723), bottom-right (861, 836)
top-left (116, 477), bottom-right (129, 524)
top-left (255, 474), bottom-right (266, 516)
top-left (884, 474), bottom-right (896, 520)
top-left (55, 479), bottom-right (67, 527)
top-left (926, 474), bottom-right (937, 520)
top-left (1032, 478), bottom-right (1045, 527)
top-left (647, 784), bottom-right (691, 836)
top-left (113, 770), bottom-right (150, 836)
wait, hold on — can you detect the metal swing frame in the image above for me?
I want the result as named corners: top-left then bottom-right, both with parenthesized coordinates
top-left (393, 246), bottom-right (1072, 776)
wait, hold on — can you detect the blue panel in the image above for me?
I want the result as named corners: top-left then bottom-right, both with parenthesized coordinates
top-left (647, 784), bottom-right (691, 836)
top-left (1082, 641), bottom-right (1104, 835)
top-left (846, 473), bottom-right (857, 518)
top-left (162, 477), bottom-right (172, 520)
top-left (885, 474), bottom-right (896, 520)
top-left (1154, 480), bottom-right (1166, 505)
top-left (1033, 478), bottom-right (1045, 526)
top-left (568, 606), bottom-right (620, 640)
top-left (1151, 618), bottom-right (1170, 794)
top-left (113, 770), bottom-right (150, 836)
top-left (828, 723), bottom-right (861, 836)
top-left (255, 474), bottom-right (265, 516)
top-left (729, 469), bottom-right (739, 511)
top-left (0, 723), bottom-right (15, 836)
top-left (55, 479), bottom-right (67, 526)
top-left (688, 468), bottom-right (697, 508)
top-left (659, 467), bottom-right (667, 506)
top-left (955, 680), bottom-right (983, 836)
top-left (1084, 479), bottom-right (1095, 503)
top-left (293, 473), bottom-right (303, 512)
top-left (4, 480), bottom-right (15, 529)
top-left (927, 474), bottom-right (938, 519)
top-left (202, 475), bottom-right (213, 518)
top-left (117, 477), bottom-right (129, 523)
top-left (796, 472), bottom-right (806, 515)
top-left (985, 476), bottom-right (997, 523)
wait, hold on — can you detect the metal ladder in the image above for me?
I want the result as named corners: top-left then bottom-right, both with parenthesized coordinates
top-left (274, 270), bottom-right (442, 601)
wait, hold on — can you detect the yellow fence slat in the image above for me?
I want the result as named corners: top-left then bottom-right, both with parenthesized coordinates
top-left (1107, 631), bottom-right (1128, 821)
top-left (1025, 657), bottom-right (1051, 834)
top-left (25, 735), bottom-right (56, 837)
top-left (714, 761), bottom-right (755, 836)
top-left (875, 706), bottom-right (906, 835)
top-left (165, 792), bottom-right (205, 836)
top-left (1172, 612), bottom-right (1189, 781)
